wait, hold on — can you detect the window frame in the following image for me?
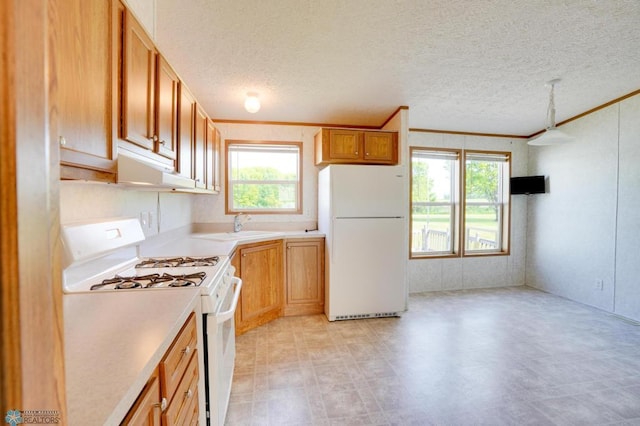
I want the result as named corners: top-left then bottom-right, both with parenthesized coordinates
top-left (225, 140), bottom-right (303, 215)
top-left (409, 147), bottom-right (461, 259)
top-left (462, 150), bottom-right (511, 257)
top-left (409, 146), bottom-right (511, 259)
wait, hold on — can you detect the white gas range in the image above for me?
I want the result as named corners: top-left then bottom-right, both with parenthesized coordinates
top-left (62, 218), bottom-right (241, 426)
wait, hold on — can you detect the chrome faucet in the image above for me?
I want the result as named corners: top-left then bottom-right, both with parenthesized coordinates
top-left (233, 213), bottom-right (250, 232)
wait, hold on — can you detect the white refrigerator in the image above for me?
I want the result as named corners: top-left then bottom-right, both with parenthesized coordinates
top-left (318, 165), bottom-right (408, 321)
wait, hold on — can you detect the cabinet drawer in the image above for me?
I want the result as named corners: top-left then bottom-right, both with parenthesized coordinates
top-left (162, 350), bottom-right (199, 426)
top-left (160, 312), bottom-right (197, 402)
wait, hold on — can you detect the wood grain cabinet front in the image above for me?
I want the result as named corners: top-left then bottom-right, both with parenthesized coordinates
top-left (117, 5), bottom-right (177, 168)
top-left (315, 128), bottom-right (398, 166)
top-left (205, 119), bottom-right (221, 193)
top-left (176, 83), bottom-right (196, 179)
top-left (233, 240), bottom-right (284, 335)
top-left (53, 0), bottom-right (117, 182)
top-left (284, 238), bottom-right (325, 316)
top-left (121, 371), bottom-right (162, 425)
top-left (121, 312), bottom-right (199, 425)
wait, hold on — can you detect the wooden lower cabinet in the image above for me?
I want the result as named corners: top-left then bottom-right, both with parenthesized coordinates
top-left (232, 237), bottom-right (326, 334)
top-left (233, 240), bottom-right (284, 335)
top-left (122, 313), bottom-right (198, 425)
top-left (121, 371), bottom-right (162, 425)
top-left (284, 238), bottom-right (325, 316)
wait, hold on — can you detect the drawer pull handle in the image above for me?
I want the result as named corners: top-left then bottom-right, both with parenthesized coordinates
top-left (182, 345), bottom-right (191, 356)
top-left (154, 397), bottom-right (167, 411)
top-left (185, 388), bottom-right (193, 399)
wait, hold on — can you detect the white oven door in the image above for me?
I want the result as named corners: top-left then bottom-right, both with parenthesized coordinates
top-left (207, 276), bottom-right (242, 426)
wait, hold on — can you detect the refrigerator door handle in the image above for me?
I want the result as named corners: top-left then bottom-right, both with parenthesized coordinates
top-left (331, 217), bottom-right (335, 263)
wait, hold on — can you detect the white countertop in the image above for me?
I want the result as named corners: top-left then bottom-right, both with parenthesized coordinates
top-left (141, 230), bottom-right (324, 258)
top-left (64, 288), bottom-right (201, 425)
top-left (64, 230), bottom-right (324, 424)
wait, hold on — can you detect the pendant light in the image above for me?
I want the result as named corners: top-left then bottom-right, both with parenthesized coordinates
top-left (528, 79), bottom-right (575, 146)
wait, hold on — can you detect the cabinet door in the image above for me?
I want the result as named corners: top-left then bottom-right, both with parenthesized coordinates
top-left (285, 239), bottom-right (325, 316)
top-left (122, 9), bottom-right (156, 150)
top-left (205, 122), bottom-right (221, 192)
top-left (177, 83), bottom-right (195, 179)
top-left (363, 131), bottom-right (398, 164)
top-left (121, 373), bottom-right (161, 425)
top-left (236, 241), bottom-right (283, 334)
top-left (213, 127), bottom-right (222, 192)
top-left (193, 105), bottom-right (207, 189)
top-left (155, 55), bottom-right (179, 160)
top-left (54, 0), bottom-right (116, 181)
top-left (328, 129), bottom-right (361, 160)
top-left (205, 119), bottom-right (215, 191)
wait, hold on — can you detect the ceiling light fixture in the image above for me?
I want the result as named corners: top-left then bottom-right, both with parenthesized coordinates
top-left (244, 92), bottom-right (261, 113)
top-left (528, 79), bottom-right (575, 146)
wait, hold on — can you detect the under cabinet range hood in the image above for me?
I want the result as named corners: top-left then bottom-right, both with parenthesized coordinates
top-left (117, 152), bottom-right (196, 190)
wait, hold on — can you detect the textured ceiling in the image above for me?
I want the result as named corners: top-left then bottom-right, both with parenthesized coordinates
top-left (153, 0), bottom-right (640, 136)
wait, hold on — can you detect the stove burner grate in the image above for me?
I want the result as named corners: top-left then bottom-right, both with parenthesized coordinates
top-left (135, 256), bottom-right (219, 268)
top-left (89, 271), bottom-right (206, 290)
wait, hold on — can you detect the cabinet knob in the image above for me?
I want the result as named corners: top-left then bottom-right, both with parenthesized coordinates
top-left (154, 397), bottom-right (167, 411)
top-left (355, 151), bottom-right (358, 155)
top-left (59, 136), bottom-right (67, 146)
top-left (185, 388), bottom-right (193, 399)
top-left (152, 135), bottom-right (158, 142)
top-left (160, 140), bottom-right (166, 145)
top-left (182, 345), bottom-right (191, 356)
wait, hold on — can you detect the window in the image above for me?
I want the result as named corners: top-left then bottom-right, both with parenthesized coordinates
top-left (410, 148), bottom-right (460, 256)
top-left (410, 147), bottom-right (510, 258)
top-left (464, 151), bottom-right (510, 254)
top-left (226, 141), bottom-right (302, 214)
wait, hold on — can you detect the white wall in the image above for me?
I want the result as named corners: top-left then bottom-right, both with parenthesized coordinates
top-left (527, 93), bottom-right (640, 322)
top-left (192, 123), bottom-right (320, 231)
top-left (407, 132), bottom-right (529, 293)
top-left (59, 182), bottom-right (192, 238)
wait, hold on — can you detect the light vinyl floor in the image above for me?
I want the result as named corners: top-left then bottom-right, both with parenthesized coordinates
top-left (226, 287), bottom-right (640, 425)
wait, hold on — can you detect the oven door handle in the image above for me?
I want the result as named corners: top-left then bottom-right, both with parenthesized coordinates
top-left (216, 277), bottom-right (242, 324)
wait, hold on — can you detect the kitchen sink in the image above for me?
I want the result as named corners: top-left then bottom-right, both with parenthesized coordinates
top-left (193, 230), bottom-right (280, 241)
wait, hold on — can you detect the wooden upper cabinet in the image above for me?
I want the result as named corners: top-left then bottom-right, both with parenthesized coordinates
top-left (205, 120), bottom-right (221, 193)
top-left (177, 83), bottom-right (195, 179)
top-left (327, 129), bottom-right (361, 161)
top-left (155, 55), bottom-right (179, 160)
top-left (54, 0), bottom-right (117, 182)
top-left (121, 8), bottom-right (156, 151)
top-left (363, 131), bottom-right (398, 163)
top-left (315, 128), bottom-right (398, 166)
top-left (193, 105), bottom-right (207, 189)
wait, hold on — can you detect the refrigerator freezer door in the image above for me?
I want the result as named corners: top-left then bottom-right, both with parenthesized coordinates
top-left (330, 165), bottom-right (405, 218)
top-left (326, 217), bottom-right (406, 320)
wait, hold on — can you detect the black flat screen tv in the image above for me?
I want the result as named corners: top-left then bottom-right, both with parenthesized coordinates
top-left (510, 175), bottom-right (545, 195)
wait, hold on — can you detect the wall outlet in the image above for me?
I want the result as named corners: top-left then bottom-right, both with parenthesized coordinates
top-left (139, 211), bottom-right (149, 228)
top-left (595, 279), bottom-right (604, 291)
